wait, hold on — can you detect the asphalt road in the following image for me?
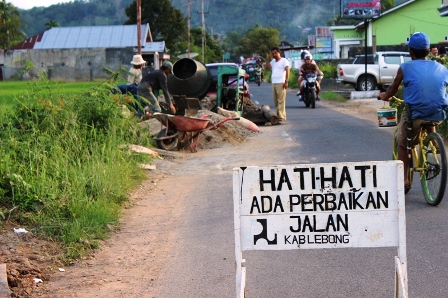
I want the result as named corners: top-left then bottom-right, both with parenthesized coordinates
top-left (151, 81), bottom-right (448, 298)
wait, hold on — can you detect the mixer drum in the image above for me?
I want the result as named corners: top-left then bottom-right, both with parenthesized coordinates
top-left (167, 58), bottom-right (212, 99)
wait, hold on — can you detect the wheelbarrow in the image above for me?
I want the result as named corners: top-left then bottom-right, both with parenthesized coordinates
top-left (152, 113), bottom-right (239, 152)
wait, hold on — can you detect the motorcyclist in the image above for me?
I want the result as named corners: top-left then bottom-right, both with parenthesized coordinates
top-left (299, 54), bottom-right (324, 100)
top-left (297, 51), bottom-right (322, 99)
top-left (299, 50), bottom-right (312, 67)
top-left (256, 58), bottom-right (264, 80)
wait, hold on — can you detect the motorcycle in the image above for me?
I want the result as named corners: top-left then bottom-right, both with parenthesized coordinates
top-left (254, 67), bottom-right (262, 86)
top-left (299, 71), bottom-right (320, 109)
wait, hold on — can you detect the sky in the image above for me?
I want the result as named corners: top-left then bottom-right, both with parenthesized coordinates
top-left (9, 0), bottom-right (72, 10)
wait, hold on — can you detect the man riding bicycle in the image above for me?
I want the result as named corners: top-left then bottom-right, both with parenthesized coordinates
top-left (378, 32), bottom-right (448, 190)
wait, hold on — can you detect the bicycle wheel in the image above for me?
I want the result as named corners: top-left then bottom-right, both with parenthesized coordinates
top-left (421, 132), bottom-right (447, 206)
top-left (392, 132), bottom-right (399, 160)
top-left (393, 132), bottom-right (413, 194)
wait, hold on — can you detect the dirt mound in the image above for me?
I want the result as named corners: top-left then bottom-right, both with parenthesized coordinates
top-left (1, 223), bottom-right (64, 297)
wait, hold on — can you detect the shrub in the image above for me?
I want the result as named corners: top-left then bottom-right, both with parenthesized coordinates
top-left (318, 61), bottom-right (337, 79)
top-left (0, 71), bottom-right (154, 260)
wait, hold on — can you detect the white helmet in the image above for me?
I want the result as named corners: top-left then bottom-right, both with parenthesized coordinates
top-left (301, 50), bottom-right (311, 60)
top-left (304, 53), bottom-right (313, 60)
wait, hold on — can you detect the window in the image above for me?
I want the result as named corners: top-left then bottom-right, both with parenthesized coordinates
top-left (383, 55), bottom-right (401, 64)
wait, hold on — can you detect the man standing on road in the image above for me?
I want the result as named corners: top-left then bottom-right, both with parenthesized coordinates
top-left (378, 32), bottom-right (448, 191)
top-left (265, 47), bottom-right (290, 121)
top-left (138, 61), bottom-right (177, 116)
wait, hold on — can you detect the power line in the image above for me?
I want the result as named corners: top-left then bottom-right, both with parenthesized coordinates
top-left (393, 12), bottom-right (448, 27)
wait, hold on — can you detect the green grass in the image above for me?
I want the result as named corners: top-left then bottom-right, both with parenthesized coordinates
top-left (318, 62), bottom-right (337, 79)
top-left (0, 81), bottom-right (110, 110)
top-left (0, 73), bottom-right (155, 261)
top-left (321, 91), bottom-right (348, 102)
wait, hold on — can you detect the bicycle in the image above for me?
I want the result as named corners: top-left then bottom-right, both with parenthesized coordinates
top-left (389, 96), bottom-right (447, 206)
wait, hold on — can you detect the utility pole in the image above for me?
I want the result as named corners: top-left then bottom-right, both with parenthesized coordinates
top-left (206, 23), bottom-right (216, 38)
top-left (187, 0), bottom-right (190, 58)
top-left (201, 0), bottom-right (205, 63)
top-left (364, 19), bottom-right (368, 91)
top-left (137, 0), bottom-right (141, 54)
top-left (197, 0), bottom-right (208, 63)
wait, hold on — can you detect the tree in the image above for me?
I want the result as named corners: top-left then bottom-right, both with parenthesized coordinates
top-left (233, 24), bottom-right (281, 59)
top-left (124, 0), bottom-right (187, 54)
top-left (45, 19), bottom-right (59, 30)
top-left (0, 0), bottom-right (26, 49)
top-left (189, 27), bottom-right (223, 63)
top-left (222, 30), bottom-right (242, 58)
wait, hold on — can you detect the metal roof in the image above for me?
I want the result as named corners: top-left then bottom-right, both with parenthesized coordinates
top-left (144, 41), bottom-right (166, 52)
top-left (9, 32), bottom-right (45, 50)
top-left (34, 24), bottom-right (152, 49)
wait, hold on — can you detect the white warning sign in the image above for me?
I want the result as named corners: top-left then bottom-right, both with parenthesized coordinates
top-left (234, 161), bottom-right (403, 250)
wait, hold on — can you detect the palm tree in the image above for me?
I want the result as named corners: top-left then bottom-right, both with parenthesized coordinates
top-left (0, 0), bottom-right (26, 49)
top-left (0, 0), bottom-right (16, 25)
top-left (45, 19), bottom-right (60, 30)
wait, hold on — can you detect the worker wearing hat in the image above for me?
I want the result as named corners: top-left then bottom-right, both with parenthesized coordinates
top-left (137, 60), bottom-right (176, 116)
top-left (378, 32), bottom-right (448, 190)
top-left (127, 55), bottom-right (146, 85)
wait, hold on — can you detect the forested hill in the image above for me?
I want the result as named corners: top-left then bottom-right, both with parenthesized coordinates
top-left (18, 0), bottom-right (405, 43)
top-left (19, 0), bottom-right (134, 37)
top-left (172, 0), bottom-right (342, 42)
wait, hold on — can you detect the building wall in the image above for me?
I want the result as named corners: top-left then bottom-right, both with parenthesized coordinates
top-left (329, 0), bottom-right (448, 58)
top-left (2, 47), bottom-right (134, 81)
top-left (333, 28), bottom-right (364, 40)
top-left (331, 27), bottom-right (365, 59)
top-left (373, 0), bottom-right (448, 45)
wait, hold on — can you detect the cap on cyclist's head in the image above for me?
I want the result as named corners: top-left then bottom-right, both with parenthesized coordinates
top-left (406, 32), bottom-right (430, 50)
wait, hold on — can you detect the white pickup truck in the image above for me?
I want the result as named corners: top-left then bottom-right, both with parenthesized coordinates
top-left (337, 51), bottom-right (411, 91)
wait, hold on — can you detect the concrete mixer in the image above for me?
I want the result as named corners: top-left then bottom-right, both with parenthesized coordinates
top-left (167, 58), bottom-right (211, 99)
top-left (167, 58), bottom-right (246, 116)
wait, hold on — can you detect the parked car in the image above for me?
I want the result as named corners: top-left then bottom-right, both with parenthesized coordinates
top-left (353, 54), bottom-right (374, 64)
top-left (205, 63), bottom-right (250, 99)
top-left (337, 51), bottom-right (411, 91)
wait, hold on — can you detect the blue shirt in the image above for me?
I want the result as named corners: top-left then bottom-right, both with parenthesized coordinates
top-left (401, 60), bottom-right (448, 120)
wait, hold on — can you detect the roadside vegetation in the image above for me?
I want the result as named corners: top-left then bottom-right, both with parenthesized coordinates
top-left (321, 91), bottom-right (347, 102)
top-left (0, 81), bottom-right (103, 110)
top-left (0, 70), bottom-right (154, 261)
top-left (318, 62), bottom-right (338, 79)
